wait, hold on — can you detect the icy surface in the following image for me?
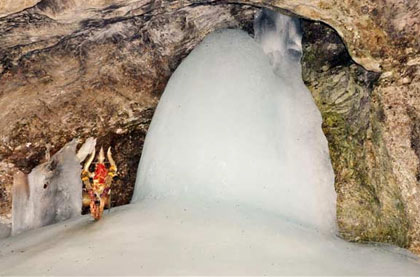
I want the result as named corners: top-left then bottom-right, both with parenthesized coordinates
top-left (1, 14), bottom-right (420, 275)
top-left (11, 138), bottom-right (95, 236)
top-left (0, 223), bottom-right (10, 239)
top-left (76, 137), bottom-right (96, 162)
top-left (1, 199), bottom-right (420, 275)
top-left (254, 9), bottom-right (303, 80)
top-left (134, 14), bottom-right (336, 232)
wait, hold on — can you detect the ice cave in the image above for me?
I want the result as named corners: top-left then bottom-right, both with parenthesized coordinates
top-left (0, 8), bottom-right (420, 276)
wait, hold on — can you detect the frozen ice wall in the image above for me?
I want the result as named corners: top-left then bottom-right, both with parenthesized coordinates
top-left (134, 12), bottom-right (336, 232)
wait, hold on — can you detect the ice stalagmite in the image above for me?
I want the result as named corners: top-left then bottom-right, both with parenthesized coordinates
top-left (134, 11), bottom-right (336, 232)
top-left (12, 138), bottom-right (96, 235)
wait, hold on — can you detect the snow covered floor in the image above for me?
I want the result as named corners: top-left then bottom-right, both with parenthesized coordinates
top-left (1, 200), bottom-right (420, 275)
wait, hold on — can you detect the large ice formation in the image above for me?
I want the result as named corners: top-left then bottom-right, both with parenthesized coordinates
top-left (134, 9), bottom-right (336, 232)
top-left (0, 12), bottom-right (419, 276)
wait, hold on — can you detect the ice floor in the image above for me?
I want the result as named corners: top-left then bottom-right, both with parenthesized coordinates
top-left (1, 200), bottom-right (420, 275)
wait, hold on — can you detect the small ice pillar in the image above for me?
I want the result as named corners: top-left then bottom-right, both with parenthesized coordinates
top-left (134, 13), bottom-right (336, 232)
top-left (12, 138), bottom-right (96, 235)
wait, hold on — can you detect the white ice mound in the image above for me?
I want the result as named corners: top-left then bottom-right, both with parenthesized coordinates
top-left (12, 138), bottom-right (96, 236)
top-left (134, 28), bottom-right (336, 232)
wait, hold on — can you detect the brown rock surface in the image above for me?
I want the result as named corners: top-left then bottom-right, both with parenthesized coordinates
top-left (0, 0), bottom-right (39, 17)
top-left (0, 0), bottom-right (419, 254)
top-left (301, 20), bottom-right (408, 249)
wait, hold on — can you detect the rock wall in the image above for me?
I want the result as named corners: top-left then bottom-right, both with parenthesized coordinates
top-left (300, 14), bottom-right (420, 254)
top-left (0, 0), bottom-right (419, 254)
top-left (302, 20), bottom-right (408, 247)
top-left (0, 0), bottom-right (39, 17)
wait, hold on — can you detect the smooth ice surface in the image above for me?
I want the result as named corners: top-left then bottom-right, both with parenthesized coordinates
top-left (1, 15), bottom-right (420, 275)
top-left (134, 14), bottom-right (336, 232)
top-left (1, 199), bottom-right (420, 275)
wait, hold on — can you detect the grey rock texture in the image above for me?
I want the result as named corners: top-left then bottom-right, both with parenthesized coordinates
top-left (0, 0), bottom-right (419, 255)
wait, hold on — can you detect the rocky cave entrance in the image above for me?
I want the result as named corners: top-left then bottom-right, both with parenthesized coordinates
top-left (1, 1), bottom-right (416, 253)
